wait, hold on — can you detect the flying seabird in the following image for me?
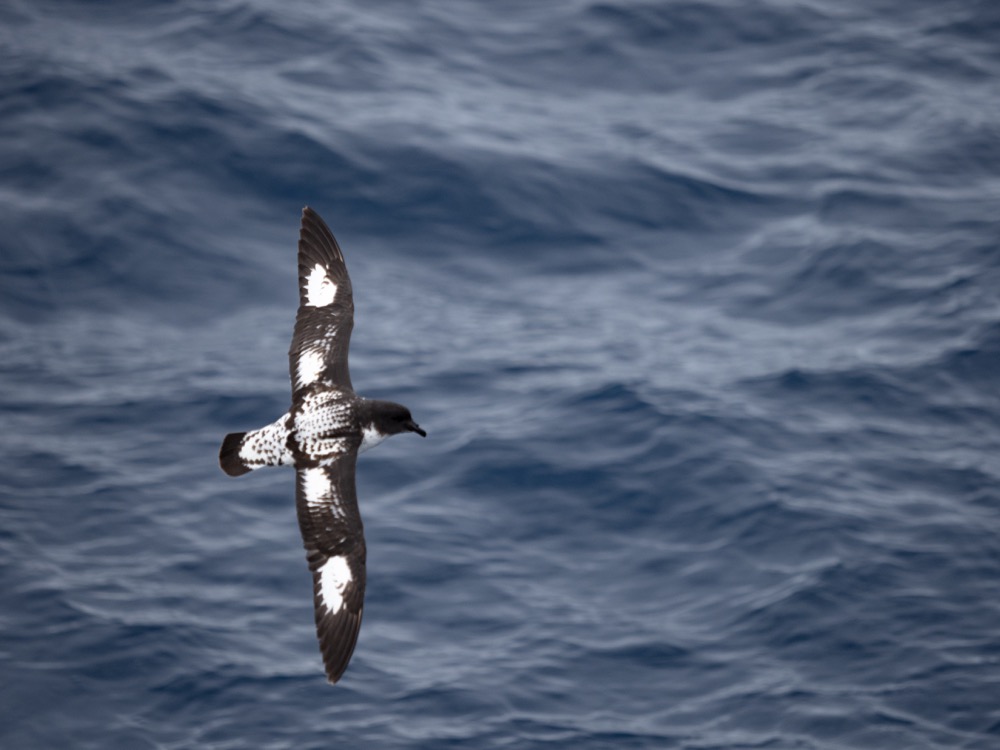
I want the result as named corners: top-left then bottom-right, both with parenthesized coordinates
top-left (219, 207), bottom-right (426, 684)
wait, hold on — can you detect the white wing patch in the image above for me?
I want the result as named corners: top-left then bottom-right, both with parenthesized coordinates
top-left (300, 466), bottom-right (331, 507)
top-left (296, 346), bottom-right (326, 388)
top-left (305, 263), bottom-right (338, 307)
top-left (318, 555), bottom-right (352, 615)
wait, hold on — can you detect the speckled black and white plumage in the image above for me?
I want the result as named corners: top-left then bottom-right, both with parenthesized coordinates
top-left (219, 207), bottom-right (425, 684)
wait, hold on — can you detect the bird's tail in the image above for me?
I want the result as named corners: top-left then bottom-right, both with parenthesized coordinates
top-left (219, 414), bottom-right (293, 477)
top-left (219, 432), bottom-right (252, 476)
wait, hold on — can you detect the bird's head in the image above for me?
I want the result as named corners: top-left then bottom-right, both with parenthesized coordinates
top-left (369, 400), bottom-right (427, 438)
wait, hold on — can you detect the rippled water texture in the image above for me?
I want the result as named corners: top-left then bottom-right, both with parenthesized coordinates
top-left (2, 1), bottom-right (999, 748)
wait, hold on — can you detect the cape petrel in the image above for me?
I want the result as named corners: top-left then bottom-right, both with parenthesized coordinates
top-left (219, 206), bottom-right (425, 684)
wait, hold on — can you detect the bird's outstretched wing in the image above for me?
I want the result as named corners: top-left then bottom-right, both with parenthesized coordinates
top-left (295, 455), bottom-right (366, 684)
top-left (289, 206), bottom-right (355, 395)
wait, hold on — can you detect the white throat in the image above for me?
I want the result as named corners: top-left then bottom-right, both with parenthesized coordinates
top-left (359, 424), bottom-right (388, 453)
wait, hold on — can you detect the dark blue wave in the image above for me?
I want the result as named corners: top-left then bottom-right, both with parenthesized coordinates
top-left (2, 0), bottom-right (999, 748)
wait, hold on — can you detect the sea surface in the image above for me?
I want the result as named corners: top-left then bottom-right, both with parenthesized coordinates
top-left (2, 1), bottom-right (999, 748)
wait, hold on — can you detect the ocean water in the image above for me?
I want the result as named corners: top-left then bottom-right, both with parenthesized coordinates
top-left (2, 1), bottom-right (999, 747)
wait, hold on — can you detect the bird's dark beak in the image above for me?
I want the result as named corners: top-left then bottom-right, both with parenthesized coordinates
top-left (405, 421), bottom-right (426, 437)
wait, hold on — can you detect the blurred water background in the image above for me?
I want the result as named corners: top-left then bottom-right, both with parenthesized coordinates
top-left (2, 1), bottom-right (1000, 748)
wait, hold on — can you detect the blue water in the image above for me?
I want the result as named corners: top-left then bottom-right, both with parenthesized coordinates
top-left (2, 1), bottom-right (1000, 747)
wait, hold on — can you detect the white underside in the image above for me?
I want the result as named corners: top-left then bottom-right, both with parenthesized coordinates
top-left (358, 425), bottom-right (387, 453)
